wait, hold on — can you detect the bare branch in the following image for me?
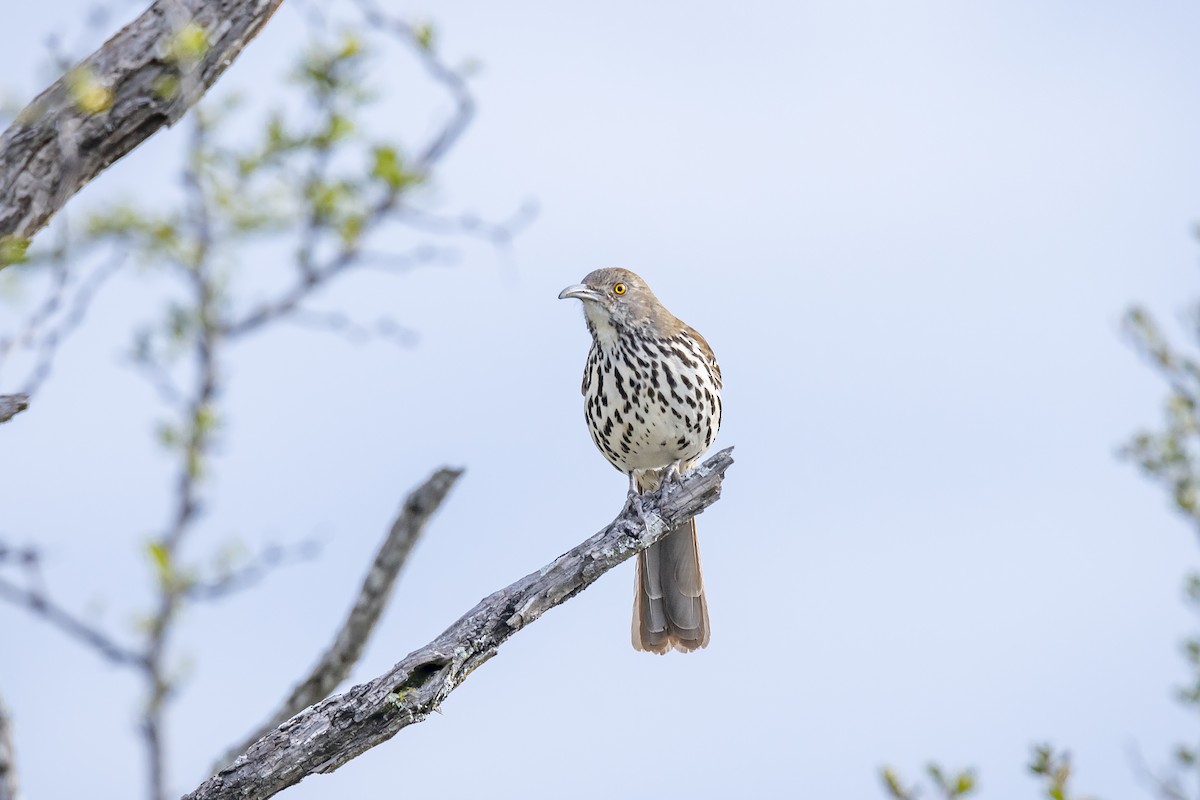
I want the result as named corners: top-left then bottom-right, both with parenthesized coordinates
top-left (185, 448), bottom-right (734, 800)
top-left (0, 574), bottom-right (146, 668)
top-left (220, 244), bottom-right (440, 338)
top-left (0, 395), bottom-right (28, 424)
top-left (220, 466), bottom-right (462, 765)
top-left (0, 242), bottom-right (69, 360)
top-left (0, 695), bottom-right (16, 800)
top-left (284, 309), bottom-right (418, 348)
top-left (397, 200), bottom-right (539, 246)
top-left (0, 0), bottom-right (285, 264)
top-left (349, 0), bottom-right (474, 170)
top-left (185, 540), bottom-right (322, 603)
top-left (18, 249), bottom-right (125, 396)
top-left (1129, 742), bottom-right (1190, 800)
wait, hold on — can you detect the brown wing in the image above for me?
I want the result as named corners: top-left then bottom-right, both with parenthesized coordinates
top-left (684, 324), bottom-right (722, 389)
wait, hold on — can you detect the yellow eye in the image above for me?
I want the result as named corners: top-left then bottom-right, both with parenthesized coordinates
top-left (613, 283), bottom-right (627, 295)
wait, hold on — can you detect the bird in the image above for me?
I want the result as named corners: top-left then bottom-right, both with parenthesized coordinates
top-left (558, 267), bottom-right (722, 653)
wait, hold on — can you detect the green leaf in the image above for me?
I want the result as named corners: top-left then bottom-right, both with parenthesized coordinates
top-left (315, 113), bottom-right (354, 146)
top-left (338, 33), bottom-right (361, 59)
top-left (879, 768), bottom-right (913, 800)
top-left (157, 423), bottom-right (179, 448)
top-left (194, 404), bottom-right (218, 436)
top-left (0, 235), bottom-right (31, 266)
top-left (338, 213), bottom-right (365, 246)
top-left (413, 22), bottom-right (435, 50)
top-left (148, 542), bottom-right (172, 583)
top-left (169, 21), bottom-right (211, 63)
top-left (954, 771), bottom-right (975, 795)
top-left (370, 145), bottom-right (419, 191)
top-left (65, 66), bottom-right (113, 114)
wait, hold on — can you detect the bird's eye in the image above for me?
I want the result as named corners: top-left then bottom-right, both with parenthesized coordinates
top-left (613, 283), bottom-right (627, 295)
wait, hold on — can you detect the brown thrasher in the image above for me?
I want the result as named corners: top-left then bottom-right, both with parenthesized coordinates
top-left (559, 268), bottom-right (723, 653)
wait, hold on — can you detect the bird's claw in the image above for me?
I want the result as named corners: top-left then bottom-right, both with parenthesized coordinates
top-left (624, 490), bottom-right (651, 529)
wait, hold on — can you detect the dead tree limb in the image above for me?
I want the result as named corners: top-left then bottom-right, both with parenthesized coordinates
top-left (0, 395), bottom-right (28, 424)
top-left (184, 447), bottom-right (734, 800)
top-left (0, 0), bottom-right (284, 265)
top-left (220, 467), bottom-right (463, 765)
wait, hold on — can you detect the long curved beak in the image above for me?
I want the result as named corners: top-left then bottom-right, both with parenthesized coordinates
top-left (558, 284), bottom-right (603, 302)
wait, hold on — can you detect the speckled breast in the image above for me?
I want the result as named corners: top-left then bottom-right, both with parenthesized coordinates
top-left (582, 330), bottom-right (721, 473)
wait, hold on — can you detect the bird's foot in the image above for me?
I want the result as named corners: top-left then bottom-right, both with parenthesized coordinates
top-left (663, 459), bottom-right (685, 486)
top-left (624, 485), bottom-right (651, 530)
top-left (626, 495), bottom-right (650, 528)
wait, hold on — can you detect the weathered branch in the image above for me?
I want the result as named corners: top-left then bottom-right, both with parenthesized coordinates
top-left (0, 695), bottom-right (16, 800)
top-left (0, 395), bottom-right (28, 424)
top-left (0, 0), bottom-right (284, 265)
top-left (185, 447), bottom-right (734, 800)
top-left (220, 467), bottom-right (462, 765)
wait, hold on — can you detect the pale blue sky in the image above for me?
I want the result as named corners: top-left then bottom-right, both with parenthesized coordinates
top-left (3, 2), bottom-right (1200, 798)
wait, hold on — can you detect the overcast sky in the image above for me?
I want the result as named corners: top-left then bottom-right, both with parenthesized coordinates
top-left (4, 2), bottom-right (1200, 799)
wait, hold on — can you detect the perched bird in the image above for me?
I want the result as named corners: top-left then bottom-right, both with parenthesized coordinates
top-left (559, 268), bottom-right (723, 653)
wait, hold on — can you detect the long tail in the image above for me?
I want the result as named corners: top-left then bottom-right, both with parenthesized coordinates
top-left (632, 472), bottom-right (709, 654)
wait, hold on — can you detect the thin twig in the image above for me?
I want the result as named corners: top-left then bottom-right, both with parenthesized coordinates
top-left (0, 237), bottom-right (69, 360)
top-left (219, 467), bottom-right (462, 766)
top-left (185, 541), bottom-right (322, 603)
top-left (221, 243), bottom-right (440, 338)
top-left (19, 248), bottom-right (125, 396)
top-left (0, 574), bottom-right (146, 668)
top-left (350, 0), bottom-right (475, 170)
top-left (184, 448), bottom-right (734, 800)
top-left (396, 201), bottom-right (538, 246)
top-left (1129, 741), bottom-right (1190, 800)
top-left (285, 308), bottom-right (418, 347)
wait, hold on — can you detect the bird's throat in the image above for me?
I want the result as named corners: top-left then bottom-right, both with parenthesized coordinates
top-left (583, 302), bottom-right (621, 348)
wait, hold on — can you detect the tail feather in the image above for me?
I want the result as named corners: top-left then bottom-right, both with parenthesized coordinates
top-left (632, 468), bottom-right (710, 653)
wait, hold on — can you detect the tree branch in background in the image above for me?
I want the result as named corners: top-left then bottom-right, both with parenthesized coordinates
top-left (349, 0), bottom-right (473, 171)
top-left (1, 6), bottom-right (527, 798)
top-left (221, 466), bottom-right (462, 765)
top-left (0, 0), bottom-right (284, 265)
top-left (185, 448), bottom-right (734, 800)
top-left (0, 572), bottom-right (146, 668)
top-left (881, 764), bottom-right (976, 800)
top-left (0, 394), bottom-right (28, 424)
top-left (0, 695), bottom-right (17, 800)
top-left (184, 541), bottom-right (323, 602)
top-left (0, 241), bottom-right (124, 425)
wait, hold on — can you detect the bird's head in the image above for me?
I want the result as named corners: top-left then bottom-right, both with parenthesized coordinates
top-left (558, 267), bottom-right (665, 335)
